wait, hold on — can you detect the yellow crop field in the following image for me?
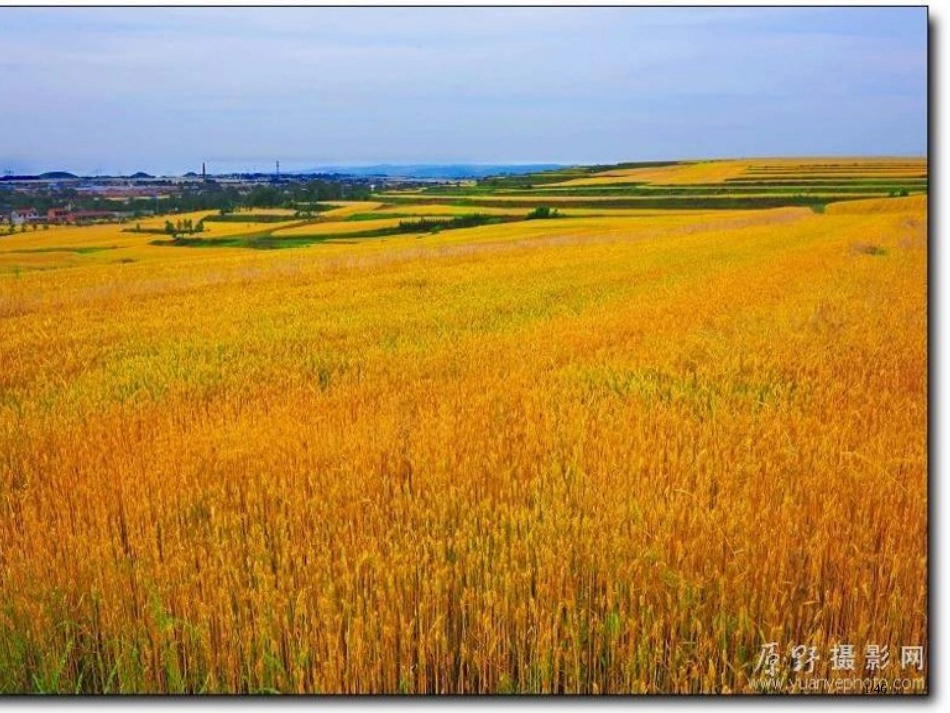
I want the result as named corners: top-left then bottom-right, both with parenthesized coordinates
top-left (745, 173), bottom-right (927, 180)
top-left (0, 217), bottom-right (304, 273)
top-left (270, 217), bottom-right (408, 237)
top-left (371, 204), bottom-right (529, 217)
top-left (547, 161), bottom-right (750, 187)
top-left (375, 204), bottom-right (714, 219)
top-left (739, 159), bottom-right (928, 180)
top-left (319, 201), bottom-right (386, 218)
top-left (825, 194), bottom-right (928, 215)
top-left (383, 193), bottom-right (889, 204)
top-left (0, 181), bottom-right (927, 694)
top-left (547, 158), bottom-right (928, 188)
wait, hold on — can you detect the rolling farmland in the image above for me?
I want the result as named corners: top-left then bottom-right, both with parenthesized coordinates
top-left (0, 158), bottom-right (928, 693)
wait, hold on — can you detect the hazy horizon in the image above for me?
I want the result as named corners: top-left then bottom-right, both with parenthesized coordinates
top-left (1, 154), bottom-right (930, 180)
top-left (0, 7), bottom-right (928, 176)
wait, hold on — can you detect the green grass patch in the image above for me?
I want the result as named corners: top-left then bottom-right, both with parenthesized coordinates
top-left (149, 237), bottom-right (246, 248)
top-left (345, 213), bottom-right (408, 221)
top-left (152, 214), bottom-right (511, 250)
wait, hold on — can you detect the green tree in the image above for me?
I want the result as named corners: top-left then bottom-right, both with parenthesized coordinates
top-left (527, 206), bottom-right (559, 220)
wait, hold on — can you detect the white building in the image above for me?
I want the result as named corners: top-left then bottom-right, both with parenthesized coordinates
top-left (10, 208), bottom-right (39, 226)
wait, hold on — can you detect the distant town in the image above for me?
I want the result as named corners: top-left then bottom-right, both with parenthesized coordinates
top-left (0, 166), bottom-right (376, 230)
top-left (0, 163), bottom-right (560, 230)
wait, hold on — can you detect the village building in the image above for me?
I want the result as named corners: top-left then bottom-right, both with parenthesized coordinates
top-left (9, 207), bottom-right (40, 225)
top-left (47, 207), bottom-right (71, 224)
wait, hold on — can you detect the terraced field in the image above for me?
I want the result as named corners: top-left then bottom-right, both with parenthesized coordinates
top-left (543, 157), bottom-right (927, 187)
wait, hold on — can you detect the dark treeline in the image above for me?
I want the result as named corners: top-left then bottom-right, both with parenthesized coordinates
top-left (0, 179), bottom-right (373, 218)
top-left (395, 214), bottom-right (498, 232)
top-left (240, 180), bottom-right (372, 210)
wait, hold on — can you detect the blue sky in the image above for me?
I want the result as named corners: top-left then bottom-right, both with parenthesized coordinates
top-left (0, 7), bottom-right (928, 175)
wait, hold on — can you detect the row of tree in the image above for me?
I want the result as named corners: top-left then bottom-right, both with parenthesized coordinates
top-left (164, 219), bottom-right (205, 237)
top-left (5, 222), bottom-right (50, 234)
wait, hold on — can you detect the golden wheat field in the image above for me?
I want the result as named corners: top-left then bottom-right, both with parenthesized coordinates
top-left (547, 157), bottom-right (928, 187)
top-left (0, 188), bottom-right (927, 693)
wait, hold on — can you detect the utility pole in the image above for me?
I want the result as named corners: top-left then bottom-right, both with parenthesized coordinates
top-left (276, 160), bottom-right (280, 182)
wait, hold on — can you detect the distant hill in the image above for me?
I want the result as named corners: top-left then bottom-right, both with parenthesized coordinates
top-left (129, 171), bottom-right (154, 179)
top-left (294, 164), bottom-right (566, 180)
top-left (0, 171), bottom-right (79, 181)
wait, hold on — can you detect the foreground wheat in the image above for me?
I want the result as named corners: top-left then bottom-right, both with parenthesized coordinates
top-left (0, 197), bottom-right (927, 693)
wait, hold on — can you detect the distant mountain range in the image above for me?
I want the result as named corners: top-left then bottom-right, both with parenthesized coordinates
top-left (1, 170), bottom-right (155, 181)
top-left (291, 164), bottom-right (566, 180)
